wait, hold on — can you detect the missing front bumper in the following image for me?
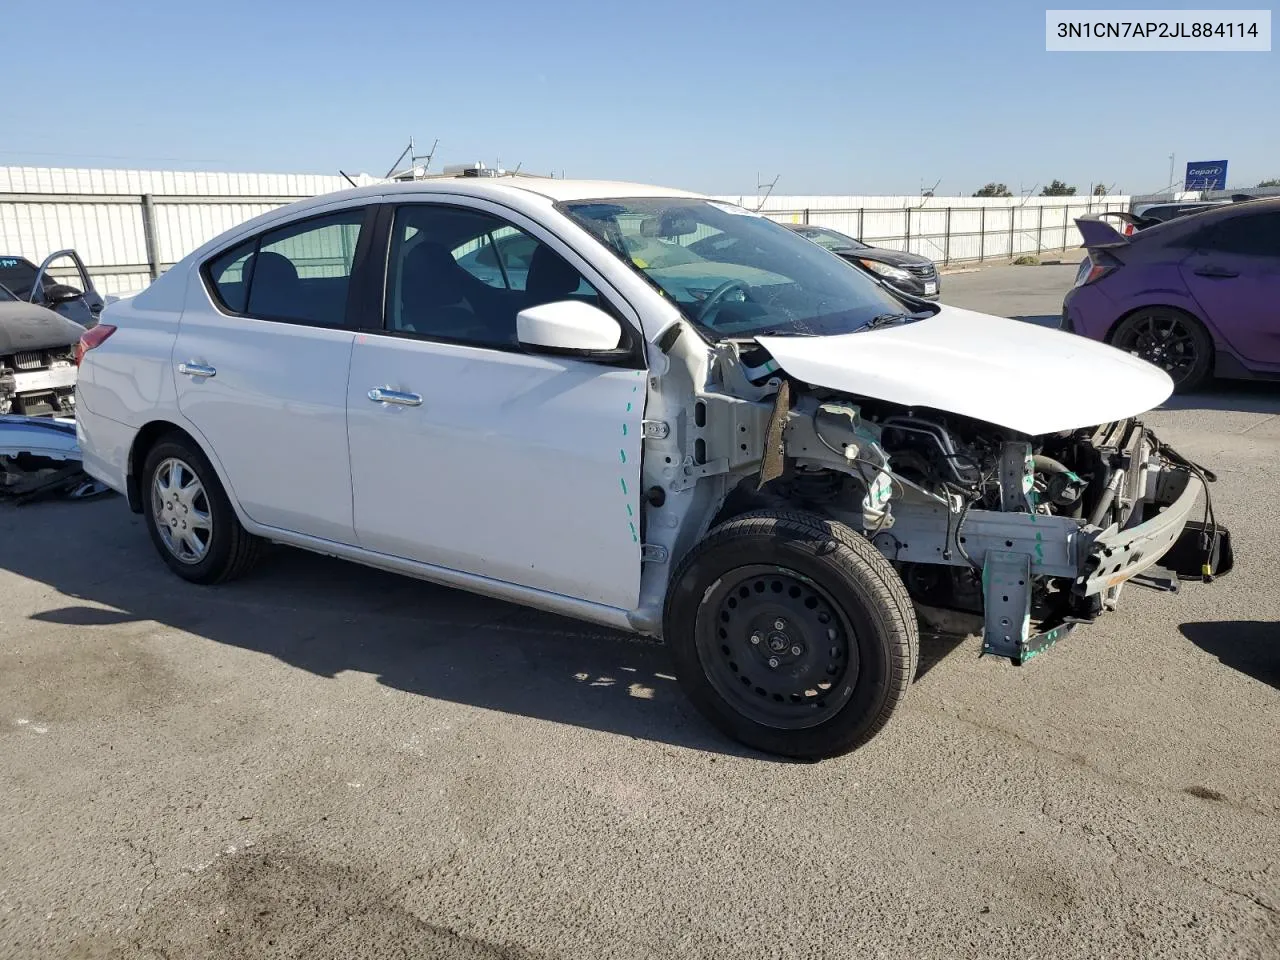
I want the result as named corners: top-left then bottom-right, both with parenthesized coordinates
top-left (980, 459), bottom-right (1227, 665)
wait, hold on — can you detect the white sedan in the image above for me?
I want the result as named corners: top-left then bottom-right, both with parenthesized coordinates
top-left (73, 175), bottom-right (1224, 759)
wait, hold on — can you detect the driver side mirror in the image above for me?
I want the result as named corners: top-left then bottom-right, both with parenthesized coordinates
top-left (43, 283), bottom-right (83, 305)
top-left (516, 300), bottom-right (630, 362)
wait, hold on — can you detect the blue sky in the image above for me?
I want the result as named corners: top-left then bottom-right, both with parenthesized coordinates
top-left (1, 0), bottom-right (1274, 195)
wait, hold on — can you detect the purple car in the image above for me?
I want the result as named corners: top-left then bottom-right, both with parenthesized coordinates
top-left (1062, 198), bottom-right (1280, 391)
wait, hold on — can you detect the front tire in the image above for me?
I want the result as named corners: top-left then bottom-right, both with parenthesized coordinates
top-left (142, 435), bottom-right (263, 584)
top-left (1110, 307), bottom-right (1213, 392)
top-left (664, 510), bottom-right (918, 760)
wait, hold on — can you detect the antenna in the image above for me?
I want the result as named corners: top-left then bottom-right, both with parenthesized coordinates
top-left (338, 170), bottom-right (359, 188)
top-left (412, 138), bottom-right (439, 177)
top-left (384, 136), bottom-right (439, 179)
top-left (385, 137), bottom-right (414, 179)
top-left (755, 172), bottom-right (780, 212)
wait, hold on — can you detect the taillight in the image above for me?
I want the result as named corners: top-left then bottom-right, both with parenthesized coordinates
top-left (1082, 263), bottom-right (1114, 285)
top-left (1123, 222), bottom-right (1135, 236)
top-left (1073, 252), bottom-right (1120, 289)
top-left (74, 324), bottom-right (117, 366)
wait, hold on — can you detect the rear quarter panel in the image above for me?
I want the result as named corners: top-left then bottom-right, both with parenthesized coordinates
top-left (1090, 259), bottom-right (1225, 345)
top-left (77, 275), bottom-right (186, 426)
top-left (76, 264), bottom-right (250, 518)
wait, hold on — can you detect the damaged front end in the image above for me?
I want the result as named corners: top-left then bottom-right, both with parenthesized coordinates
top-left (767, 390), bottom-right (1231, 664)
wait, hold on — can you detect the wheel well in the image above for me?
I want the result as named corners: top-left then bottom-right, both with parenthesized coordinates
top-left (126, 421), bottom-right (196, 513)
top-left (707, 477), bottom-right (796, 530)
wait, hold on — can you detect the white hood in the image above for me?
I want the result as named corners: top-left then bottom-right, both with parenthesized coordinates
top-left (756, 305), bottom-right (1173, 435)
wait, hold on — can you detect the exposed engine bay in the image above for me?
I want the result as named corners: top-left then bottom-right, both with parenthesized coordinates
top-left (0, 343), bottom-right (78, 417)
top-left (763, 392), bottom-right (1229, 662)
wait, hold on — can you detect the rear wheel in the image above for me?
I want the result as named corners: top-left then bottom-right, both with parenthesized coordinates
top-left (142, 435), bottom-right (263, 584)
top-left (664, 510), bottom-right (917, 760)
top-left (1111, 307), bottom-right (1213, 392)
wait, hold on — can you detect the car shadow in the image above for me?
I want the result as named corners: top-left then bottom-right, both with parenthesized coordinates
top-left (916, 631), bottom-right (971, 680)
top-left (1, 499), bottom-right (784, 759)
top-left (1160, 380), bottom-right (1280, 415)
top-left (1180, 621), bottom-right (1279, 690)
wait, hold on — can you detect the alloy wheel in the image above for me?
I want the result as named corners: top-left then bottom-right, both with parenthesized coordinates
top-left (1115, 312), bottom-right (1199, 383)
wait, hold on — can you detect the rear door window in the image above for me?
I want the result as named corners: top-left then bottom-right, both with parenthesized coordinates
top-left (204, 210), bottom-right (368, 325)
top-left (247, 211), bottom-right (365, 326)
top-left (1209, 213), bottom-right (1280, 257)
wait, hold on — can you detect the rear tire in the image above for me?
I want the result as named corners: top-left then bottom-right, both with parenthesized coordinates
top-left (141, 435), bottom-right (263, 584)
top-left (1110, 307), bottom-right (1213, 393)
top-left (664, 510), bottom-right (918, 760)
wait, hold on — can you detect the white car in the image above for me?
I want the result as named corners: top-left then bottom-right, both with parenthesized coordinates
top-left (73, 176), bottom-right (1228, 759)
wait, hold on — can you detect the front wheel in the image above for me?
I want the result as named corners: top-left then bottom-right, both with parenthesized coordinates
top-left (664, 510), bottom-right (918, 760)
top-left (1110, 307), bottom-right (1213, 393)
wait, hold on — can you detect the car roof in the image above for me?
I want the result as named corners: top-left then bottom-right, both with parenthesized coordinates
top-left (288, 175), bottom-right (707, 209)
top-left (1135, 196), bottom-right (1280, 239)
top-left (208, 176), bottom-right (713, 248)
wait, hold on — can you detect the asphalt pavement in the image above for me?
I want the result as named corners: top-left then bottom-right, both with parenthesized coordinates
top-left (2, 262), bottom-right (1277, 960)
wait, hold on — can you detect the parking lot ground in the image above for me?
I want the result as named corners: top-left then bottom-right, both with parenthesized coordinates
top-left (940, 256), bottom-right (1084, 326)
top-left (2, 263), bottom-right (1278, 960)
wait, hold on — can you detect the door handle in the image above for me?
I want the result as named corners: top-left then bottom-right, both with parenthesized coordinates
top-left (368, 387), bottom-right (423, 407)
top-left (1194, 265), bottom-right (1238, 278)
top-left (178, 361), bottom-right (216, 378)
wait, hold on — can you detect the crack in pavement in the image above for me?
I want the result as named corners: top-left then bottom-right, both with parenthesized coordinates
top-left (1240, 414), bottom-right (1279, 435)
top-left (123, 838), bottom-right (161, 917)
top-left (944, 708), bottom-right (1278, 818)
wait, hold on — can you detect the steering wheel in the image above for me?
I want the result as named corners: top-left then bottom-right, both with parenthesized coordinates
top-left (695, 279), bottom-right (750, 326)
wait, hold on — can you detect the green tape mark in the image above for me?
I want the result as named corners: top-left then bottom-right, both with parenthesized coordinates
top-left (620, 478), bottom-right (628, 495)
top-left (1034, 532), bottom-right (1044, 562)
top-left (625, 402), bottom-right (632, 412)
top-left (629, 521), bottom-right (638, 542)
top-left (619, 449), bottom-right (627, 463)
top-left (626, 503), bottom-right (633, 517)
top-left (622, 423), bottom-right (628, 436)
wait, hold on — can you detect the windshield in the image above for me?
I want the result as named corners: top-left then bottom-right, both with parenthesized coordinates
top-left (792, 225), bottom-right (869, 251)
top-left (560, 198), bottom-right (917, 339)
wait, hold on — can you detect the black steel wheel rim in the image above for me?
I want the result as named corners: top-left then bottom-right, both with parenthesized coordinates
top-left (694, 564), bottom-right (859, 730)
top-left (1116, 313), bottom-right (1198, 381)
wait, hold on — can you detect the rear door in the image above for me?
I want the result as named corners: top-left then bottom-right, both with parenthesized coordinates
top-left (172, 203), bottom-right (377, 543)
top-left (1180, 210), bottom-right (1280, 366)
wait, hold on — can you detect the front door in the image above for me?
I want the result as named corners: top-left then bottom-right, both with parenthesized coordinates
top-left (172, 204), bottom-right (375, 543)
top-left (346, 199), bottom-right (645, 610)
top-left (1180, 209), bottom-right (1280, 367)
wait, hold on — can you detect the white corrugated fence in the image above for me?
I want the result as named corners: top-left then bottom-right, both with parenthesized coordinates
top-left (0, 166), bottom-right (1128, 296)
